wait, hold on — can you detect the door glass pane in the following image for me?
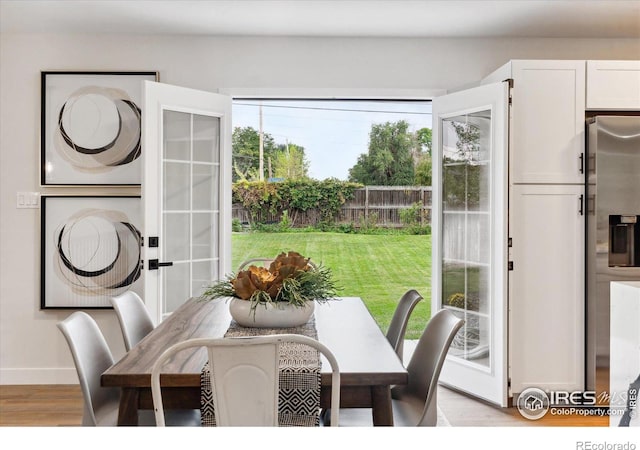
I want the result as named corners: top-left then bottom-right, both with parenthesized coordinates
top-left (466, 214), bottom-right (489, 264)
top-left (192, 163), bottom-right (216, 211)
top-left (193, 115), bottom-right (219, 163)
top-left (163, 213), bottom-right (190, 261)
top-left (163, 111), bottom-right (191, 160)
top-left (443, 164), bottom-right (466, 210)
top-left (192, 212), bottom-right (217, 260)
top-left (448, 310), bottom-right (490, 367)
top-left (163, 161), bottom-right (190, 210)
top-left (192, 260), bottom-right (215, 298)
top-left (164, 262), bottom-right (190, 313)
top-left (442, 212), bottom-right (465, 261)
top-left (441, 109), bottom-right (492, 369)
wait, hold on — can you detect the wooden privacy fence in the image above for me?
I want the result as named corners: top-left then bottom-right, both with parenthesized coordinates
top-left (232, 186), bottom-right (432, 228)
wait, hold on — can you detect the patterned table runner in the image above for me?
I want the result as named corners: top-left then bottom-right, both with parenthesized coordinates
top-left (200, 318), bottom-right (321, 426)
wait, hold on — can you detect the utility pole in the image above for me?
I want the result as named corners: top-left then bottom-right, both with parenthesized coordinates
top-left (259, 103), bottom-right (264, 181)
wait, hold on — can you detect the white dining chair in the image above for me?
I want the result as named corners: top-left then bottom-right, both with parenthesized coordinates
top-left (110, 291), bottom-right (155, 351)
top-left (386, 289), bottom-right (423, 361)
top-left (58, 311), bottom-right (200, 426)
top-left (326, 309), bottom-right (464, 427)
top-left (151, 334), bottom-right (341, 426)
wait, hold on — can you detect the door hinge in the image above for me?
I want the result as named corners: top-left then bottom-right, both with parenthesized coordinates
top-left (508, 237), bottom-right (512, 247)
top-left (508, 261), bottom-right (514, 271)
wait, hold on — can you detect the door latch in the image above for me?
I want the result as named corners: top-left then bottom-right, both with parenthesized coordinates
top-left (148, 259), bottom-right (173, 270)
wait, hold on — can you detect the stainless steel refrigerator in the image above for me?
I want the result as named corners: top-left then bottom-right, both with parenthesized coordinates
top-left (586, 115), bottom-right (640, 391)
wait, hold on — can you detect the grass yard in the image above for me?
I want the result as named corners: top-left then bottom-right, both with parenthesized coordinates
top-left (231, 231), bottom-right (432, 340)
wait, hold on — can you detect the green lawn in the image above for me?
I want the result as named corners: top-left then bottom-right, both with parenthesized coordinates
top-left (231, 232), bottom-right (432, 340)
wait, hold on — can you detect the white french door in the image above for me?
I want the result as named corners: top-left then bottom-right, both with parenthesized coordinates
top-left (432, 82), bottom-right (509, 406)
top-left (142, 81), bottom-right (232, 323)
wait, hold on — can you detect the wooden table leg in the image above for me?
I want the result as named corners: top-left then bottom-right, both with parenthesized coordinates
top-left (371, 385), bottom-right (393, 426)
top-left (118, 388), bottom-right (140, 426)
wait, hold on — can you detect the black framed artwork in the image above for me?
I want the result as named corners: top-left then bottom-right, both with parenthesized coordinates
top-left (40, 196), bottom-right (143, 309)
top-left (40, 71), bottom-right (158, 186)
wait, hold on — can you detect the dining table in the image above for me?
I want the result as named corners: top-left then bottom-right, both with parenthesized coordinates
top-left (101, 296), bottom-right (408, 426)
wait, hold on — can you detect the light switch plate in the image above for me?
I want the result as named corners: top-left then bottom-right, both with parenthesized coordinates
top-left (17, 192), bottom-right (40, 209)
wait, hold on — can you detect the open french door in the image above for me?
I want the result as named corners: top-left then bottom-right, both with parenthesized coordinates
top-left (432, 81), bottom-right (509, 406)
top-left (142, 81), bottom-right (232, 323)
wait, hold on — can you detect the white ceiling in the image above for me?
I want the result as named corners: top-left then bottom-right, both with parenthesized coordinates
top-left (1, 0), bottom-right (639, 38)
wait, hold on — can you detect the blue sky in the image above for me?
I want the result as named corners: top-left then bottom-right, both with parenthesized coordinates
top-left (232, 100), bottom-right (432, 181)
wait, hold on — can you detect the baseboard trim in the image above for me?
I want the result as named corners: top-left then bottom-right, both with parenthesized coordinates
top-left (0, 368), bottom-right (78, 385)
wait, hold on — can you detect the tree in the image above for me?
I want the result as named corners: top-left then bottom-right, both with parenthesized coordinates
top-left (414, 155), bottom-right (432, 186)
top-left (414, 127), bottom-right (432, 185)
top-left (272, 143), bottom-right (310, 180)
top-left (232, 127), bottom-right (277, 182)
top-left (348, 120), bottom-right (416, 185)
top-left (416, 127), bottom-right (432, 155)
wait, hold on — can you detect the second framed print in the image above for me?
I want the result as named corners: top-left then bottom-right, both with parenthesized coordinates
top-left (41, 71), bottom-right (158, 186)
top-left (41, 196), bottom-right (143, 309)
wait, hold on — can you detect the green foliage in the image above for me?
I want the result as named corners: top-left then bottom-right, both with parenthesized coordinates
top-left (272, 144), bottom-right (310, 180)
top-left (278, 210), bottom-right (292, 231)
top-left (416, 127), bottom-right (432, 155)
top-left (232, 179), bottom-right (362, 226)
top-left (399, 202), bottom-right (421, 226)
top-left (348, 120), bottom-right (416, 186)
top-left (414, 154), bottom-right (432, 186)
top-left (232, 126), bottom-right (310, 182)
top-left (358, 211), bottom-right (379, 232)
top-left (233, 180), bottom-right (281, 222)
top-left (232, 127), bottom-right (278, 182)
top-left (397, 201), bottom-right (431, 235)
top-left (232, 218), bottom-right (242, 232)
top-left (447, 292), bottom-right (466, 309)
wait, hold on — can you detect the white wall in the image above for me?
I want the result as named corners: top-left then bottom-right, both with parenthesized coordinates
top-left (1, 32), bottom-right (639, 384)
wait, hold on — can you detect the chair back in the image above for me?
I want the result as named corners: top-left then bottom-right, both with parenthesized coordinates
top-left (238, 258), bottom-right (318, 271)
top-left (57, 312), bottom-right (120, 426)
top-left (385, 289), bottom-right (423, 359)
top-left (393, 309), bottom-right (464, 426)
top-left (151, 334), bottom-right (340, 426)
top-left (110, 291), bottom-right (154, 351)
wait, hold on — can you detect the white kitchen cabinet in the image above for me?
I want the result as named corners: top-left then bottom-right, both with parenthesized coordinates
top-left (587, 60), bottom-right (640, 110)
top-left (483, 60), bottom-right (586, 185)
top-left (508, 184), bottom-right (585, 394)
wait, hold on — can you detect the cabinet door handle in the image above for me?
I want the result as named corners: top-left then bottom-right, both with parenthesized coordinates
top-left (578, 153), bottom-right (584, 174)
top-left (578, 195), bottom-right (584, 216)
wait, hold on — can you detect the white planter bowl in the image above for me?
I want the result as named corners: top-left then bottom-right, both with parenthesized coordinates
top-left (229, 298), bottom-right (315, 328)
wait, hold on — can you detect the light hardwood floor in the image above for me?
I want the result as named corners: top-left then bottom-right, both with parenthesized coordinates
top-left (0, 384), bottom-right (607, 427)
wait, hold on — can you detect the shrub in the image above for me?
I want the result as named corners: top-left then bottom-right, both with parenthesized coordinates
top-left (232, 179), bottom-right (362, 227)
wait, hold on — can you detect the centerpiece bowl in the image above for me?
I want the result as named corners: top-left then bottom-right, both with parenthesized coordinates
top-left (202, 251), bottom-right (337, 328)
